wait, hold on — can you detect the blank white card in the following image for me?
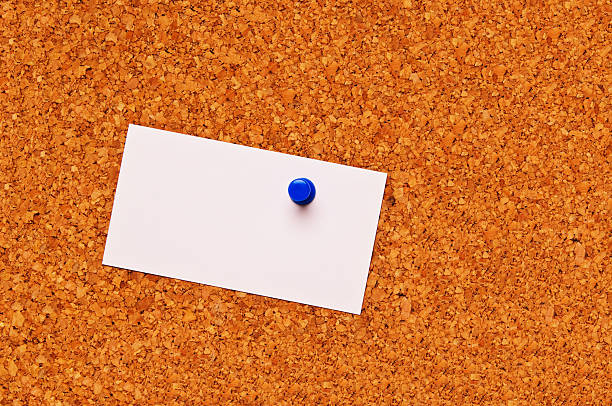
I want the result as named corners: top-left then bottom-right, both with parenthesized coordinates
top-left (103, 125), bottom-right (387, 314)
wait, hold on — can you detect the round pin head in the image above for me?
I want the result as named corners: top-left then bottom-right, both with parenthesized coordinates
top-left (288, 178), bottom-right (316, 205)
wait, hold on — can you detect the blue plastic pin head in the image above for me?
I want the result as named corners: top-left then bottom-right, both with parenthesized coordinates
top-left (288, 178), bottom-right (316, 205)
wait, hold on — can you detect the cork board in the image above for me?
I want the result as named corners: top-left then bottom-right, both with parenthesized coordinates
top-left (0, 0), bottom-right (610, 404)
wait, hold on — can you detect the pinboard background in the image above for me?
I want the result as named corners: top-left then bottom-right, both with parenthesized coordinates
top-left (0, 0), bottom-right (610, 404)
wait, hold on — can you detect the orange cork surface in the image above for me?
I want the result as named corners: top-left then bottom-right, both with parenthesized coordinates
top-left (1, 0), bottom-right (610, 404)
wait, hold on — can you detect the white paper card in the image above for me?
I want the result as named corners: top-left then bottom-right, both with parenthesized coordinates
top-left (103, 125), bottom-right (387, 314)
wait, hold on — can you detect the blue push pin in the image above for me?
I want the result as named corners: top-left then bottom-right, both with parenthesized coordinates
top-left (288, 178), bottom-right (316, 205)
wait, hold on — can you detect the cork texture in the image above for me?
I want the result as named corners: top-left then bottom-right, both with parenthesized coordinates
top-left (1, 0), bottom-right (610, 404)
